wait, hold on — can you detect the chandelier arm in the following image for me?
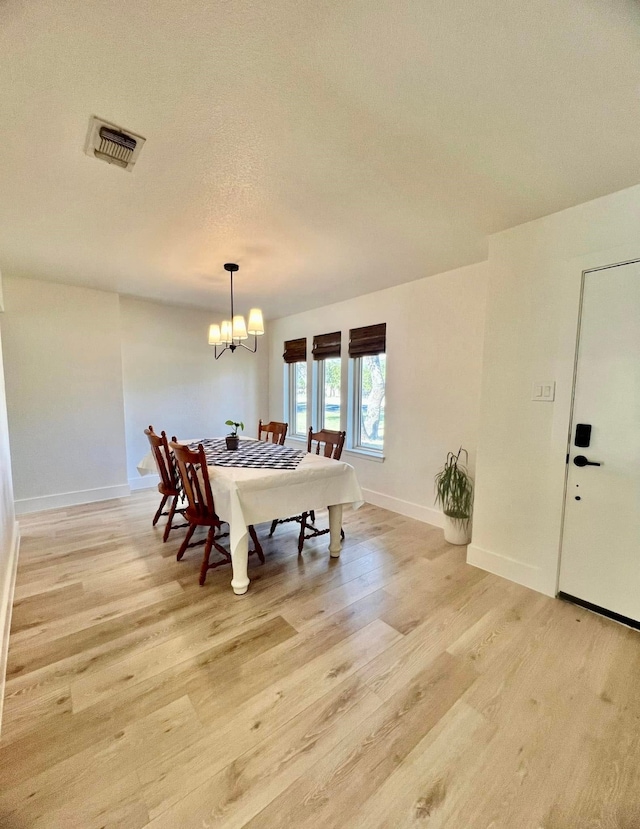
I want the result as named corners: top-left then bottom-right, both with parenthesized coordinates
top-left (236, 336), bottom-right (258, 353)
top-left (214, 343), bottom-right (230, 360)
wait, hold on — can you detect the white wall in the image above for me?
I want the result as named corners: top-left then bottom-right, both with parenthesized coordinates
top-left (120, 296), bottom-right (269, 487)
top-left (268, 262), bottom-right (488, 525)
top-left (0, 279), bottom-right (269, 512)
top-left (471, 182), bottom-right (640, 596)
top-left (2, 277), bottom-right (129, 513)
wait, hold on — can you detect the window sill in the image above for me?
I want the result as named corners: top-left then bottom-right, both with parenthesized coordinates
top-left (344, 447), bottom-right (385, 463)
top-left (286, 437), bottom-right (385, 463)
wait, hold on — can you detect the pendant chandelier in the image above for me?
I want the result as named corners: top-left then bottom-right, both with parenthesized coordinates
top-left (208, 263), bottom-right (264, 359)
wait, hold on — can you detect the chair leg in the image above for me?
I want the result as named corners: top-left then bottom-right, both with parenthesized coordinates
top-left (269, 519), bottom-right (278, 537)
top-left (249, 525), bottom-right (265, 564)
top-left (310, 510), bottom-right (316, 524)
top-left (163, 495), bottom-right (178, 543)
top-left (177, 523), bottom-right (196, 561)
top-left (298, 513), bottom-right (308, 555)
top-left (152, 494), bottom-right (169, 526)
top-left (199, 527), bottom-right (216, 586)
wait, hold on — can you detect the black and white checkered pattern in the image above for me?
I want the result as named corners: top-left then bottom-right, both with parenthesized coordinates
top-left (188, 438), bottom-right (305, 470)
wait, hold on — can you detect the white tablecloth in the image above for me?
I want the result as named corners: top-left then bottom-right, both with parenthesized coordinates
top-left (137, 437), bottom-right (364, 558)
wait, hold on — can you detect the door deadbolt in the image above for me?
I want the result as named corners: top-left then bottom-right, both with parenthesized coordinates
top-left (574, 423), bottom-right (592, 448)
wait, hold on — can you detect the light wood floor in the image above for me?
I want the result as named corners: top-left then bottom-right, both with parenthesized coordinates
top-left (1, 492), bottom-right (639, 828)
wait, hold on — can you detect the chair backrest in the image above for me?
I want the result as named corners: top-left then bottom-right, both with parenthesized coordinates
top-left (307, 427), bottom-right (346, 460)
top-left (170, 441), bottom-right (217, 521)
top-left (258, 420), bottom-right (288, 445)
top-left (144, 425), bottom-right (178, 491)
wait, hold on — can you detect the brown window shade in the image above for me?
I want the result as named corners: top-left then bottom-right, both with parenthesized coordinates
top-left (312, 331), bottom-right (341, 360)
top-left (283, 337), bottom-right (307, 363)
top-left (349, 323), bottom-right (386, 357)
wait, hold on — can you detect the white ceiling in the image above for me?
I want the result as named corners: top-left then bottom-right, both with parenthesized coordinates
top-left (1, 0), bottom-right (640, 319)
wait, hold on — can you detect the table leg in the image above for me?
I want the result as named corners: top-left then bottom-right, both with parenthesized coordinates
top-left (230, 532), bottom-right (250, 595)
top-left (328, 504), bottom-right (343, 558)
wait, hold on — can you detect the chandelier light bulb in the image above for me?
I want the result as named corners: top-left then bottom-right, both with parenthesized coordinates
top-left (220, 320), bottom-right (233, 344)
top-left (247, 308), bottom-right (265, 336)
top-left (232, 315), bottom-right (248, 340)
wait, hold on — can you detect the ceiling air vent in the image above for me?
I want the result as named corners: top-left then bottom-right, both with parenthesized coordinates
top-left (84, 116), bottom-right (146, 171)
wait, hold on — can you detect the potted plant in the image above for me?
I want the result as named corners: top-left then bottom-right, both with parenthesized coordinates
top-left (224, 420), bottom-right (244, 450)
top-left (434, 447), bottom-right (474, 545)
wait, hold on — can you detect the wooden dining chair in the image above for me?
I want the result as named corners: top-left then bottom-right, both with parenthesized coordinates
top-left (170, 441), bottom-right (265, 585)
top-left (258, 419), bottom-right (288, 445)
top-left (144, 426), bottom-right (187, 542)
top-left (306, 428), bottom-right (346, 460)
top-left (269, 427), bottom-right (347, 553)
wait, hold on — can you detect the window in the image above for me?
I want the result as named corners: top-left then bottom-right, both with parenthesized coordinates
top-left (349, 323), bottom-right (386, 454)
top-left (353, 353), bottom-right (386, 450)
top-left (291, 361), bottom-right (307, 436)
top-left (319, 357), bottom-right (341, 430)
top-left (312, 332), bottom-right (341, 430)
top-left (284, 327), bottom-right (386, 455)
top-left (283, 337), bottom-right (307, 437)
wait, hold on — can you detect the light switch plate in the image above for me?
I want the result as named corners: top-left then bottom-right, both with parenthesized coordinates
top-left (532, 381), bottom-right (555, 402)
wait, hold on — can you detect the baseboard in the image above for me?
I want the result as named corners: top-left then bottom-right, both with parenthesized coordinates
top-left (0, 520), bottom-right (20, 738)
top-left (129, 475), bottom-right (159, 492)
top-left (361, 488), bottom-right (444, 528)
top-left (467, 544), bottom-right (554, 596)
top-left (14, 483), bottom-right (131, 516)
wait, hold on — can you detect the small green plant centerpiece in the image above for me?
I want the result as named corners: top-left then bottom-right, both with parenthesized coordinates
top-left (434, 447), bottom-right (474, 545)
top-left (225, 420), bottom-right (244, 450)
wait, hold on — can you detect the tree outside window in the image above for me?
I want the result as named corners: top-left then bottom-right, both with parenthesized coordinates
top-left (322, 357), bottom-right (341, 430)
top-left (358, 354), bottom-right (385, 449)
top-left (294, 361), bottom-right (307, 435)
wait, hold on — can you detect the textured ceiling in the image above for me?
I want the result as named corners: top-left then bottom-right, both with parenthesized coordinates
top-left (1, 0), bottom-right (640, 319)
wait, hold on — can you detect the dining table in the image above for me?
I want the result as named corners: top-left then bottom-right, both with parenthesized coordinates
top-left (137, 436), bottom-right (364, 594)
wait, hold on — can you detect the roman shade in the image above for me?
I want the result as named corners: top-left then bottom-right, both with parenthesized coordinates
top-left (348, 323), bottom-right (386, 357)
top-left (283, 337), bottom-right (307, 363)
top-left (312, 331), bottom-right (341, 360)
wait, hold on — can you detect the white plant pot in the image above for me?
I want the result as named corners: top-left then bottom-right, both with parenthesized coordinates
top-left (443, 515), bottom-right (471, 545)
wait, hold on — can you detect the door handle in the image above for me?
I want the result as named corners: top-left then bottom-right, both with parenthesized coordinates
top-left (573, 455), bottom-right (601, 467)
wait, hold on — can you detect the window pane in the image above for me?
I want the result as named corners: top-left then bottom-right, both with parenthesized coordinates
top-left (359, 354), bottom-right (385, 449)
top-left (295, 362), bottom-right (307, 434)
top-left (322, 357), bottom-right (341, 430)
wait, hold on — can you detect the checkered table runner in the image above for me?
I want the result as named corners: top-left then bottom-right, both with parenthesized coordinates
top-left (188, 438), bottom-right (306, 470)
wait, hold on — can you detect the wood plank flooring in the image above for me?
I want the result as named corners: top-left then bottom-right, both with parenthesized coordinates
top-left (1, 491), bottom-right (640, 828)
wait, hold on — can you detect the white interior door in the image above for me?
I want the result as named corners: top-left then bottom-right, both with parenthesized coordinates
top-left (559, 260), bottom-right (640, 623)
